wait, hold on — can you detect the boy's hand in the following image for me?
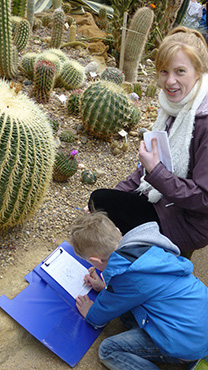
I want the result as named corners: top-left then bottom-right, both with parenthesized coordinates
top-left (84, 267), bottom-right (104, 292)
top-left (76, 295), bottom-right (93, 317)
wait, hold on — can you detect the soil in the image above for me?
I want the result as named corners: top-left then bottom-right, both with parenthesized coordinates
top-left (1, 8), bottom-right (208, 370)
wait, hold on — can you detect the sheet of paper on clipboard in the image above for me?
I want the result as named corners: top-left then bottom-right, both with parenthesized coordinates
top-left (143, 131), bottom-right (173, 172)
top-left (41, 247), bottom-right (92, 298)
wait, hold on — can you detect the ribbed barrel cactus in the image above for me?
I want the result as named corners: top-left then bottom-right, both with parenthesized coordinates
top-left (0, 80), bottom-right (55, 233)
top-left (80, 81), bottom-right (140, 139)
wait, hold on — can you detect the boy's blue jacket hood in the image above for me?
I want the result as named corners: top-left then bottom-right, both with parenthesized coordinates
top-left (102, 222), bottom-right (189, 288)
top-left (86, 222), bottom-right (208, 360)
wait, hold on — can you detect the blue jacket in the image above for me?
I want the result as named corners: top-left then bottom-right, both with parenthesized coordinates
top-left (86, 222), bottom-right (208, 360)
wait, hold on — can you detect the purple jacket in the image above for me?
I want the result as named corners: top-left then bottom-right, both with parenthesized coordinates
top-left (115, 93), bottom-right (208, 254)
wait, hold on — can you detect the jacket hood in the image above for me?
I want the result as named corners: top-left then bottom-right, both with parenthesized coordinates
top-left (117, 222), bottom-right (180, 256)
top-left (102, 222), bottom-right (193, 288)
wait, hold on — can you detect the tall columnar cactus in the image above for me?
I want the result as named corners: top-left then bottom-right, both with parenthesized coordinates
top-left (0, 79), bottom-right (55, 233)
top-left (58, 60), bottom-right (85, 90)
top-left (160, 0), bottom-right (184, 36)
top-left (11, 0), bottom-right (27, 17)
top-left (123, 7), bottom-right (154, 83)
top-left (33, 60), bottom-right (56, 103)
top-left (13, 17), bottom-right (30, 51)
top-left (80, 81), bottom-right (140, 139)
top-left (50, 7), bottom-right (65, 48)
top-left (27, 0), bottom-right (35, 29)
top-left (0, 0), bottom-right (17, 79)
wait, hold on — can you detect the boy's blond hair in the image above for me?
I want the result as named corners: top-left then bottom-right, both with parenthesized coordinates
top-left (70, 211), bottom-right (122, 259)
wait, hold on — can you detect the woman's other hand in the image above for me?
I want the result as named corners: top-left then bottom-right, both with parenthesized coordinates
top-left (139, 138), bottom-right (160, 173)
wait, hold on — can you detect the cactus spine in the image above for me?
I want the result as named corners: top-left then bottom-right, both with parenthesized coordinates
top-left (123, 7), bottom-right (154, 83)
top-left (80, 81), bottom-right (140, 139)
top-left (33, 60), bottom-right (56, 103)
top-left (50, 7), bottom-right (65, 48)
top-left (0, 79), bottom-right (55, 233)
top-left (0, 0), bottom-right (17, 79)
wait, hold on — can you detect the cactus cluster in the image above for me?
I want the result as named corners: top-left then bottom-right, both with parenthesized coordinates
top-left (123, 7), bottom-right (154, 82)
top-left (0, 79), bottom-right (55, 233)
top-left (100, 67), bottom-right (125, 86)
top-left (80, 81), bottom-right (140, 139)
top-left (50, 7), bottom-right (65, 48)
top-left (53, 149), bottom-right (78, 182)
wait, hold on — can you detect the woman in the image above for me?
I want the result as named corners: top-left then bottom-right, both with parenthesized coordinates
top-left (88, 26), bottom-right (208, 258)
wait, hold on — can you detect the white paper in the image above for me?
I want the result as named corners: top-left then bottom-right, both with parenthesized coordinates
top-left (143, 131), bottom-right (173, 172)
top-left (41, 248), bottom-right (92, 298)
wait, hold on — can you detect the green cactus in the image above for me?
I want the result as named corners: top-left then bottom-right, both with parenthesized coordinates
top-left (47, 48), bottom-right (68, 64)
top-left (11, 0), bottom-right (27, 17)
top-left (123, 7), bottom-right (154, 82)
top-left (81, 170), bottom-right (97, 185)
top-left (58, 60), bottom-right (85, 90)
top-left (19, 52), bottom-right (37, 80)
top-left (67, 92), bottom-right (81, 115)
top-left (52, 0), bottom-right (62, 9)
top-left (60, 129), bottom-right (75, 143)
top-left (68, 24), bottom-right (76, 43)
top-left (33, 60), bottom-right (56, 103)
top-left (65, 15), bottom-right (73, 27)
top-left (98, 6), bottom-right (109, 31)
top-left (80, 81), bottom-right (140, 139)
top-left (27, 0), bottom-right (35, 29)
top-left (36, 51), bottom-right (62, 78)
top-left (0, 79), bottom-right (55, 233)
top-left (133, 82), bottom-right (142, 99)
top-left (0, 0), bottom-right (17, 79)
top-left (42, 14), bottom-right (52, 27)
top-left (53, 149), bottom-right (78, 182)
top-left (122, 82), bottom-right (134, 94)
top-left (62, 3), bottom-right (71, 14)
top-left (50, 7), bottom-right (65, 48)
top-left (100, 67), bottom-right (125, 86)
top-left (13, 17), bottom-right (30, 51)
top-left (145, 84), bottom-right (157, 98)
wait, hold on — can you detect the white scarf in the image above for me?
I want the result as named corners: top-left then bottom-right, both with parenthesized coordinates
top-left (137, 73), bottom-right (208, 203)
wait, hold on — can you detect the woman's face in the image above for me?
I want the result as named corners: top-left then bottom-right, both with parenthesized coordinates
top-left (158, 49), bottom-right (199, 103)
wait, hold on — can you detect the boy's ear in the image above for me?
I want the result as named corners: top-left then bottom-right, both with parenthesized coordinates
top-left (89, 256), bottom-right (106, 270)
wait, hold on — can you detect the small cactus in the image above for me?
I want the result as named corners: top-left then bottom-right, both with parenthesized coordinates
top-left (50, 7), bottom-right (65, 48)
top-left (60, 129), bottom-right (75, 142)
top-left (47, 48), bottom-right (68, 64)
top-left (133, 82), bottom-right (142, 99)
top-left (36, 51), bottom-right (62, 78)
top-left (19, 52), bottom-right (37, 80)
top-left (145, 84), bottom-right (157, 98)
top-left (98, 6), bottom-right (109, 30)
top-left (12, 16), bottom-right (30, 51)
top-left (81, 170), bottom-right (97, 185)
top-left (0, 79), bottom-right (55, 233)
top-left (53, 149), bottom-right (78, 182)
top-left (122, 82), bottom-right (134, 94)
top-left (66, 15), bottom-right (73, 27)
top-left (67, 92), bottom-right (81, 115)
top-left (80, 81), bottom-right (140, 139)
top-left (33, 60), bottom-right (56, 103)
top-left (62, 3), bottom-right (71, 14)
top-left (42, 15), bottom-right (52, 26)
top-left (58, 60), bottom-right (85, 90)
top-left (100, 67), bottom-right (125, 86)
top-left (68, 23), bottom-right (76, 43)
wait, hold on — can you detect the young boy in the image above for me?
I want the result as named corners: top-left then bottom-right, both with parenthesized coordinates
top-left (70, 212), bottom-right (208, 370)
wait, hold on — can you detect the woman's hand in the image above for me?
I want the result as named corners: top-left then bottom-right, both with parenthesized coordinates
top-left (84, 267), bottom-right (104, 292)
top-left (139, 138), bottom-right (160, 173)
top-left (76, 295), bottom-right (94, 317)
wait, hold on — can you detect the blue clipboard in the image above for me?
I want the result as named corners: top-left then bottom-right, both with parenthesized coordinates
top-left (0, 241), bottom-right (103, 367)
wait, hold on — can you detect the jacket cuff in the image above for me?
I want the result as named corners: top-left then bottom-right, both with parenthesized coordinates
top-left (145, 162), bottom-right (166, 186)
